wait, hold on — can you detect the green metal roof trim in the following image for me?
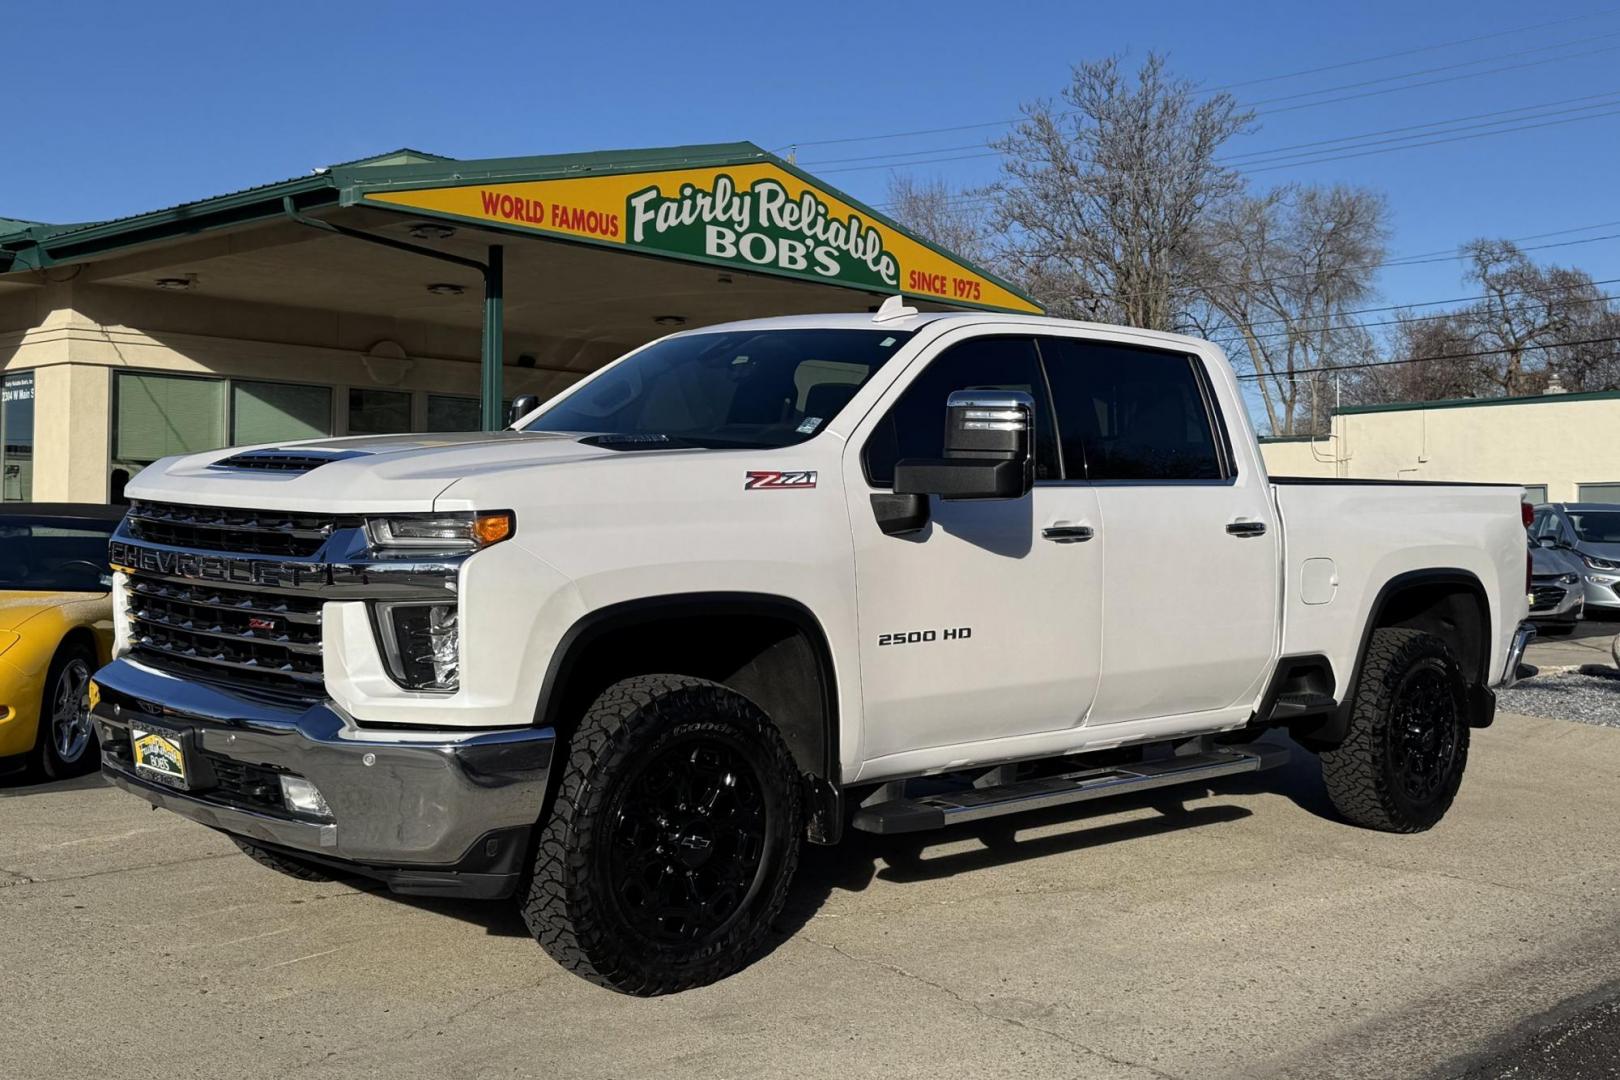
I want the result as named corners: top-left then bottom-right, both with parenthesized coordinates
top-left (0, 141), bottom-right (1040, 312)
top-left (1336, 389), bottom-right (1620, 415)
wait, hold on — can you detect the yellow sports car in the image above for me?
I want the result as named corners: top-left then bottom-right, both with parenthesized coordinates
top-left (0, 503), bottom-right (124, 780)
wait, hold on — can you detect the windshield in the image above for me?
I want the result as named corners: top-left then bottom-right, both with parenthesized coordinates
top-left (0, 518), bottom-right (117, 592)
top-left (525, 328), bottom-right (914, 449)
top-left (1569, 510), bottom-right (1620, 543)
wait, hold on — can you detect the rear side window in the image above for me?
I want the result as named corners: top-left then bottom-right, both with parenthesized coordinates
top-left (1039, 337), bottom-right (1225, 481)
top-left (862, 336), bottom-right (1059, 486)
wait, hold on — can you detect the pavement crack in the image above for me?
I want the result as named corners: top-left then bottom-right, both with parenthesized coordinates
top-left (0, 851), bottom-right (236, 889)
top-left (801, 933), bottom-right (1184, 1080)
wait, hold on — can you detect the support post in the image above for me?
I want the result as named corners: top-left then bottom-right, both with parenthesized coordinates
top-left (481, 244), bottom-right (505, 430)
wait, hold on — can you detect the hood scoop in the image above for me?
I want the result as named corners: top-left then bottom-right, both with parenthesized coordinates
top-left (210, 448), bottom-right (370, 474)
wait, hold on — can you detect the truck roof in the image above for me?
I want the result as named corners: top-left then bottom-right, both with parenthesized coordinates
top-left (677, 310), bottom-right (1218, 354)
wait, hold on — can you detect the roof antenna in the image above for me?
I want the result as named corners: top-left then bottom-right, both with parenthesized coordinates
top-left (872, 295), bottom-right (918, 323)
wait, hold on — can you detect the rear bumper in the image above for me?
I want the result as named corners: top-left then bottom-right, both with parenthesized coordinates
top-left (91, 657), bottom-right (553, 897)
top-left (1497, 621), bottom-right (1537, 688)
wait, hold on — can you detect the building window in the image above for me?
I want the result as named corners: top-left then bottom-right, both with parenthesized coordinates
top-left (232, 381), bottom-right (332, 445)
top-left (113, 372), bottom-right (226, 470)
top-left (1578, 482), bottom-right (1620, 504)
top-left (348, 388), bottom-right (413, 435)
top-left (1, 370), bottom-right (35, 502)
top-left (1522, 484), bottom-right (1548, 505)
top-left (427, 394), bottom-right (481, 432)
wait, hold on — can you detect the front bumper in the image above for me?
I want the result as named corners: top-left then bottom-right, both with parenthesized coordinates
top-left (91, 657), bottom-right (554, 898)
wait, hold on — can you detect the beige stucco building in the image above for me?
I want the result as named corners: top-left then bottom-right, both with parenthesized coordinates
top-left (1259, 390), bottom-right (1620, 504)
top-left (0, 144), bottom-right (1036, 504)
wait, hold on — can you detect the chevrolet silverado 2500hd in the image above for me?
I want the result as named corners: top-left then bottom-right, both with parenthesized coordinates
top-left (92, 304), bottom-right (1534, 995)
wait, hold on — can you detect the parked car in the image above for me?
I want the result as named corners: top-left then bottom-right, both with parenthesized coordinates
top-left (91, 307), bottom-right (1532, 994)
top-left (0, 504), bottom-right (122, 778)
top-left (1530, 503), bottom-right (1620, 617)
top-left (1527, 535), bottom-right (1584, 634)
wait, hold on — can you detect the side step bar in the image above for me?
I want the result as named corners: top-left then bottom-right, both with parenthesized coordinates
top-left (852, 744), bottom-right (1290, 835)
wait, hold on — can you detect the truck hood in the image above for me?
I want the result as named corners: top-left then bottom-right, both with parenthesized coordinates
top-left (124, 431), bottom-right (655, 513)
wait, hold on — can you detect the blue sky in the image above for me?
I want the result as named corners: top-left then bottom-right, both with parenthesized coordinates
top-left (8, 0), bottom-right (1620, 316)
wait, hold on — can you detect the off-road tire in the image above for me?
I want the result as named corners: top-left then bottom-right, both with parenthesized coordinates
top-left (33, 642), bottom-right (99, 781)
top-left (523, 674), bottom-right (803, 995)
top-left (230, 838), bottom-right (334, 881)
top-left (1322, 628), bottom-right (1470, 832)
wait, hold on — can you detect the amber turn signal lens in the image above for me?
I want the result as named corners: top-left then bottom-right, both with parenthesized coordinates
top-left (474, 512), bottom-right (513, 546)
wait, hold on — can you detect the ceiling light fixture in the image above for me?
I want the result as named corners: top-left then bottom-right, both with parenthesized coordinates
top-left (426, 283), bottom-right (465, 296)
top-left (409, 223), bottom-right (457, 240)
top-left (653, 315), bottom-right (687, 327)
top-left (154, 277), bottom-right (194, 291)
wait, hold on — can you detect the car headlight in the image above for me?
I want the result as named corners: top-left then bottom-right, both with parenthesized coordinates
top-left (365, 511), bottom-right (514, 555)
top-left (1582, 553), bottom-right (1620, 571)
top-left (374, 601), bottom-right (460, 691)
top-left (1558, 573), bottom-right (1581, 586)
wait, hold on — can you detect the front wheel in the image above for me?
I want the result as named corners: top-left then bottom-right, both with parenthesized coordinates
top-left (33, 642), bottom-right (99, 780)
top-left (1321, 628), bottom-right (1470, 832)
top-left (523, 675), bottom-right (803, 995)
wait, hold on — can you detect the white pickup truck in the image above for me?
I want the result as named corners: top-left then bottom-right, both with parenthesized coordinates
top-left (92, 303), bottom-right (1533, 995)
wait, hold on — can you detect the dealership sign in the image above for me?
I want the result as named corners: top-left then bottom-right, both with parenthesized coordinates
top-left (361, 162), bottom-right (1040, 313)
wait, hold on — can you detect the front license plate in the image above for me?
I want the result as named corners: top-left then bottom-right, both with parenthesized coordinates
top-left (131, 724), bottom-right (189, 790)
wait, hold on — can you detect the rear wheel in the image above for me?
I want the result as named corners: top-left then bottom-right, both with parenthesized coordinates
top-left (1322, 628), bottom-right (1470, 832)
top-left (523, 674), bottom-right (803, 995)
top-left (32, 642), bottom-right (99, 781)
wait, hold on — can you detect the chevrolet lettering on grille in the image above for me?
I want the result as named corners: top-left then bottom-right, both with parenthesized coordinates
top-left (110, 541), bottom-right (329, 589)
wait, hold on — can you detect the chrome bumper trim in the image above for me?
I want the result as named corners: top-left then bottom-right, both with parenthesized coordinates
top-left (1499, 621), bottom-right (1536, 688)
top-left (91, 656), bottom-right (553, 868)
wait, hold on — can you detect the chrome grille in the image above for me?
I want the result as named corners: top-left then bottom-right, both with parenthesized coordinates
top-left (126, 500), bottom-right (346, 557)
top-left (1530, 583), bottom-right (1568, 612)
top-left (126, 576), bottom-right (325, 700)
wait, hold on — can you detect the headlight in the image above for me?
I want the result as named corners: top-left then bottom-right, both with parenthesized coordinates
top-left (1582, 553), bottom-right (1620, 571)
top-left (366, 511), bottom-right (514, 554)
top-left (1558, 573), bottom-right (1581, 586)
top-left (375, 601), bottom-right (460, 691)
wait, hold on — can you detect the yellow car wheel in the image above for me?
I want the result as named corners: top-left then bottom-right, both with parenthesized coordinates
top-left (34, 642), bottom-right (99, 781)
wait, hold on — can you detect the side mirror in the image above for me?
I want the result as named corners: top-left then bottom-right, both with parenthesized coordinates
top-left (507, 394), bottom-right (540, 428)
top-left (895, 390), bottom-right (1035, 500)
top-left (1537, 536), bottom-right (1559, 548)
top-left (874, 390), bottom-right (1035, 537)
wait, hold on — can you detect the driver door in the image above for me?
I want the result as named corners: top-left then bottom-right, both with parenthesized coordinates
top-left (844, 333), bottom-right (1105, 772)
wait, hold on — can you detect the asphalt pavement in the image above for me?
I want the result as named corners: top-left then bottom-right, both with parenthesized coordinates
top-left (4, 711), bottom-right (1620, 1080)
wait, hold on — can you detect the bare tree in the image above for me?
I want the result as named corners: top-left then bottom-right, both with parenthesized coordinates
top-left (883, 175), bottom-right (993, 267)
top-left (1196, 184), bottom-right (1389, 435)
top-left (1343, 312), bottom-right (1496, 405)
top-left (1452, 239), bottom-right (1597, 395)
top-left (990, 52), bottom-right (1253, 329)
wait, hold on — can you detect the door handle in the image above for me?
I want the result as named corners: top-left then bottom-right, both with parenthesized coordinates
top-left (1226, 520), bottom-right (1267, 538)
top-left (1042, 524), bottom-right (1095, 543)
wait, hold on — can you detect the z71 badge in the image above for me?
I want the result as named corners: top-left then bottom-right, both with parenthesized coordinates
top-left (744, 470), bottom-right (817, 490)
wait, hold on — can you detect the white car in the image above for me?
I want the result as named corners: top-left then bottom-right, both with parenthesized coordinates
top-left (92, 303), bottom-right (1533, 994)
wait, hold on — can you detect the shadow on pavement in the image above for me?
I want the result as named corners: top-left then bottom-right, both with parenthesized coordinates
top-left (0, 768), bottom-right (111, 796)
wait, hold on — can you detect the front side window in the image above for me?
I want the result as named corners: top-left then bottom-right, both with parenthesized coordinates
top-left (862, 336), bottom-right (1059, 486)
top-left (527, 329), bottom-right (912, 449)
top-left (1, 370), bottom-right (35, 502)
top-left (1040, 337), bottom-right (1224, 481)
top-left (0, 517), bottom-right (117, 592)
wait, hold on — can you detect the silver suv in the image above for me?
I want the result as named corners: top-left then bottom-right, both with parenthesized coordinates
top-left (1531, 503), bottom-right (1620, 616)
